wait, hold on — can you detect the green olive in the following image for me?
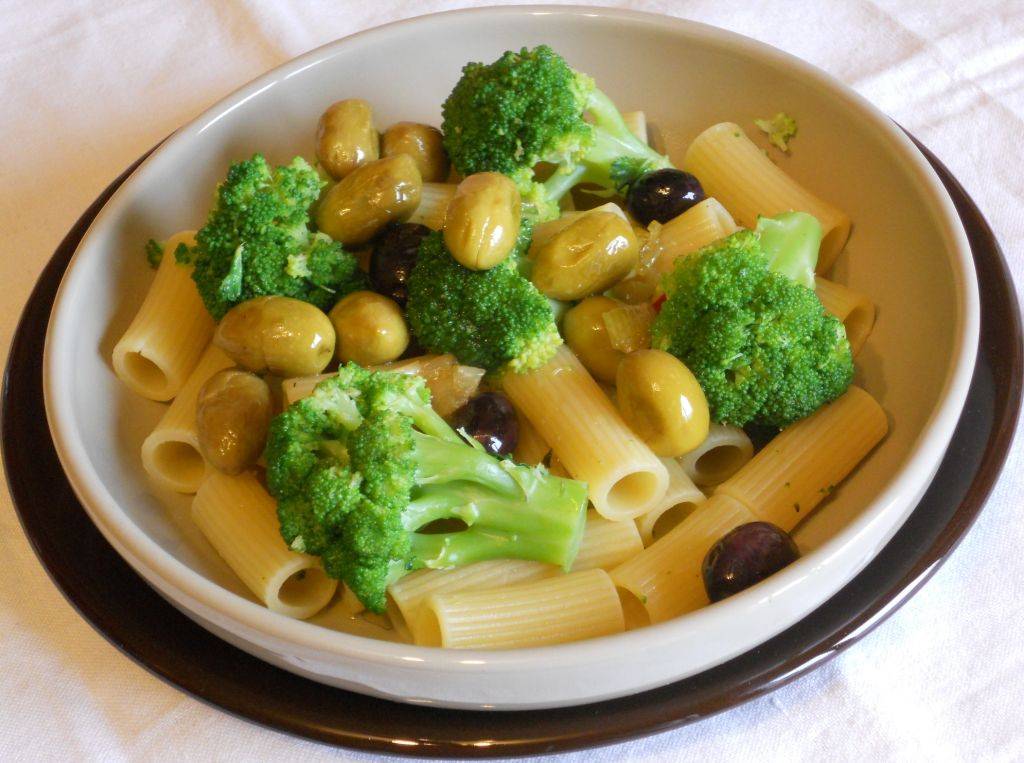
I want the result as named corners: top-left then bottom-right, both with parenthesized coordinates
top-left (381, 122), bottom-right (449, 183)
top-left (315, 154), bottom-right (422, 245)
top-left (329, 290), bottom-right (409, 365)
top-left (316, 99), bottom-right (379, 180)
top-left (530, 211), bottom-right (639, 300)
top-left (215, 296), bottom-right (336, 377)
top-left (562, 296), bottom-right (626, 383)
top-left (616, 349), bottom-right (710, 457)
top-left (443, 172), bottom-right (521, 270)
top-left (196, 370), bottom-right (273, 475)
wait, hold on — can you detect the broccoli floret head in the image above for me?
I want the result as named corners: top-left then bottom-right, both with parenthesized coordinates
top-left (442, 46), bottom-right (671, 221)
top-left (652, 230), bottom-right (854, 427)
top-left (754, 112), bottom-right (799, 152)
top-left (265, 364), bottom-right (589, 612)
top-left (406, 231), bottom-right (561, 373)
top-left (190, 154), bottom-right (366, 319)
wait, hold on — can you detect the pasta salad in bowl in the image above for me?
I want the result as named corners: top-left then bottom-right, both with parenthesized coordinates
top-left (44, 7), bottom-right (977, 708)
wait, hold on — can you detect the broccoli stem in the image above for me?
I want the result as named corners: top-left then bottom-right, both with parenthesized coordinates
top-left (538, 87), bottom-right (672, 209)
top-left (410, 430), bottom-right (520, 496)
top-left (406, 478), bottom-right (589, 570)
top-left (755, 211), bottom-right (823, 289)
top-left (580, 88), bottom-right (672, 188)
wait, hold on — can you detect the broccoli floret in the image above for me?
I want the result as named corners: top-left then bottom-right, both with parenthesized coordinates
top-left (406, 231), bottom-right (561, 373)
top-left (754, 112), bottom-right (798, 152)
top-left (442, 46), bottom-right (671, 221)
top-left (190, 154), bottom-right (366, 319)
top-left (652, 229), bottom-right (853, 427)
top-left (144, 239), bottom-right (164, 269)
top-left (265, 364), bottom-right (589, 612)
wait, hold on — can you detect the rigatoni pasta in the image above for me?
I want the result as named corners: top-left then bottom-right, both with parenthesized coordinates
top-left (501, 345), bottom-right (669, 520)
top-left (644, 197), bottom-right (738, 276)
top-left (112, 231), bottom-right (212, 401)
top-left (420, 568), bottom-right (624, 649)
top-left (716, 386), bottom-right (888, 532)
top-left (683, 122), bottom-right (851, 273)
top-left (140, 342), bottom-right (234, 493)
top-left (191, 471), bottom-right (337, 619)
top-left (388, 560), bottom-right (554, 644)
top-left (679, 424), bottom-right (754, 487)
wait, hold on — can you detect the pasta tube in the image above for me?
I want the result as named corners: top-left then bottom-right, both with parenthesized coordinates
top-left (572, 510), bottom-right (645, 572)
top-left (388, 560), bottom-right (554, 645)
top-left (815, 278), bottom-right (877, 357)
top-left (645, 198), bottom-right (738, 276)
top-left (140, 342), bottom-right (234, 493)
top-left (421, 569), bottom-right (624, 649)
top-left (679, 424), bottom-right (754, 487)
top-left (684, 123), bottom-right (851, 273)
top-left (501, 345), bottom-right (669, 520)
top-left (611, 493), bottom-right (757, 625)
top-left (635, 458), bottom-right (706, 545)
top-left (716, 386), bottom-right (888, 533)
top-left (191, 472), bottom-right (337, 619)
top-left (112, 231), bottom-right (212, 401)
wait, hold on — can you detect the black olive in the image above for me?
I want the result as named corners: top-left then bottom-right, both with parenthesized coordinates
top-left (369, 223), bottom-right (431, 306)
top-left (450, 392), bottom-right (519, 457)
top-left (702, 521), bottom-right (800, 602)
top-left (626, 169), bottom-right (705, 226)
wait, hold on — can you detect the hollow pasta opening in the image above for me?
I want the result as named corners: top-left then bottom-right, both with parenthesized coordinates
top-left (606, 471), bottom-right (661, 515)
top-left (122, 351), bottom-right (167, 395)
top-left (151, 441), bottom-right (205, 487)
top-left (651, 501), bottom-right (699, 542)
top-left (617, 588), bottom-right (651, 630)
top-left (694, 445), bottom-right (746, 485)
top-left (278, 566), bottom-right (332, 608)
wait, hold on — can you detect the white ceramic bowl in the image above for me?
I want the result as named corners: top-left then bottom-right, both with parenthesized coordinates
top-left (43, 6), bottom-right (978, 709)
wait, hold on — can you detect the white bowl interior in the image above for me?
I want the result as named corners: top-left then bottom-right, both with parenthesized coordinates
top-left (44, 7), bottom-right (976, 706)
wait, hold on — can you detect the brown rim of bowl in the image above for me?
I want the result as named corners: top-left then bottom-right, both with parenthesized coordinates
top-left (1, 136), bottom-right (1020, 757)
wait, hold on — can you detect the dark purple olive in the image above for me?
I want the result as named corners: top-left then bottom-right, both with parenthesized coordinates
top-left (369, 222), bottom-right (431, 306)
top-left (626, 169), bottom-right (705, 226)
top-left (450, 392), bottom-right (519, 457)
top-left (702, 521), bottom-right (800, 602)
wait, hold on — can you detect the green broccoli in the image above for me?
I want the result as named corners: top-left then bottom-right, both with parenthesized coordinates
top-left (652, 226), bottom-right (853, 427)
top-left (264, 364), bottom-right (589, 612)
top-left (754, 112), bottom-right (798, 152)
top-left (755, 211), bottom-right (822, 289)
top-left (406, 231), bottom-right (562, 373)
top-left (441, 45), bottom-right (671, 221)
top-left (190, 154), bottom-right (366, 319)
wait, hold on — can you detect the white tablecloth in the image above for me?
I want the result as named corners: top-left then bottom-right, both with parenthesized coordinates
top-left (2, 1), bottom-right (1022, 760)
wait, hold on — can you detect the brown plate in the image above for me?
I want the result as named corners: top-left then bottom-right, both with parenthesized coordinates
top-left (3, 139), bottom-right (1021, 757)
